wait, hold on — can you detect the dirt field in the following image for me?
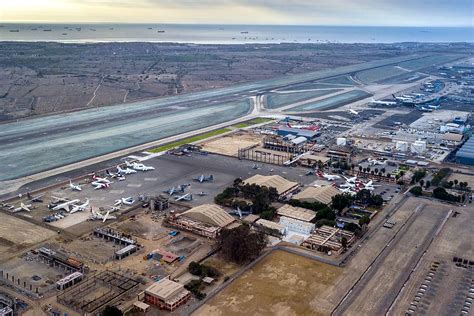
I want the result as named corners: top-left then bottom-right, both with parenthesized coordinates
top-left (0, 213), bottom-right (56, 258)
top-left (194, 250), bottom-right (342, 316)
top-left (200, 131), bottom-right (263, 156)
top-left (447, 172), bottom-right (474, 186)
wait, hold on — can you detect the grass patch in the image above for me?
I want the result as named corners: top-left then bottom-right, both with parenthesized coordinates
top-left (232, 118), bottom-right (273, 128)
top-left (148, 128), bottom-right (231, 153)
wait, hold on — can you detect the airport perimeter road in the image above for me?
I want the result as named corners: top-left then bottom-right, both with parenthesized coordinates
top-left (332, 204), bottom-right (448, 316)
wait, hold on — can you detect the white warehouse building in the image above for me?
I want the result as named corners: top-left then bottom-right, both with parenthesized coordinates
top-left (279, 216), bottom-right (315, 235)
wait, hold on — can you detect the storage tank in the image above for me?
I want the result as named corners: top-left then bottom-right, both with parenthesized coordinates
top-left (411, 140), bottom-right (427, 154)
top-left (396, 141), bottom-right (408, 152)
top-left (336, 137), bottom-right (347, 146)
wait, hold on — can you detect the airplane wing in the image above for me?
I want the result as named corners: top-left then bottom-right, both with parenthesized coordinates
top-left (103, 210), bottom-right (110, 222)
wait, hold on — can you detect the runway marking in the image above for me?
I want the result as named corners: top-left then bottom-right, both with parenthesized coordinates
top-left (144, 178), bottom-right (158, 181)
top-left (110, 190), bottom-right (125, 194)
top-left (127, 183), bottom-right (142, 188)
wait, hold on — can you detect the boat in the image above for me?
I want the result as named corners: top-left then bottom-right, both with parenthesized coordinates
top-left (9, 30), bottom-right (19, 32)
top-left (148, 27), bottom-right (152, 30)
top-left (62, 33), bottom-right (67, 35)
top-left (241, 31), bottom-right (249, 34)
top-left (157, 30), bottom-right (165, 33)
top-left (43, 29), bottom-right (52, 32)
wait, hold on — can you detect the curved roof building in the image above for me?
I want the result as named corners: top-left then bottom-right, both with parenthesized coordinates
top-left (181, 204), bottom-right (235, 228)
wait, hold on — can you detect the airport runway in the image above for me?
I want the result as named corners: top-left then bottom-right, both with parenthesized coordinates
top-left (0, 54), bottom-right (446, 190)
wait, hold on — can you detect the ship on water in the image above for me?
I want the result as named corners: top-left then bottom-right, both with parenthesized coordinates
top-left (9, 30), bottom-right (20, 32)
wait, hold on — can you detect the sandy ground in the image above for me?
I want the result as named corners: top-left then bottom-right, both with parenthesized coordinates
top-left (200, 132), bottom-right (263, 156)
top-left (0, 213), bottom-right (55, 255)
top-left (194, 250), bottom-right (342, 316)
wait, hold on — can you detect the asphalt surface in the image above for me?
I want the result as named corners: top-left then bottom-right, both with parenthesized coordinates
top-left (0, 54), bottom-right (438, 183)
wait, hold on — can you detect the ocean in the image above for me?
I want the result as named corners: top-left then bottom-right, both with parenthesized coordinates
top-left (0, 23), bottom-right (472, 44)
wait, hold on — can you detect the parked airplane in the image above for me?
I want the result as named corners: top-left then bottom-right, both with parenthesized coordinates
top-left (370, 98), bottom-right (397, 106)
top-left (92, 181), bottom-right (111, 190)
top-left (196, 191), bottom-right (208, 196)
top-left (162, 186), bottom-right (185, 195)
top-left (91, 175), bottom-right (111, 184)
top-left (26, 193), bottom-right (44, 203)
top-left (69, 180), bottom-right (82, 191)
top-left (193, 174), bottom-right (214, 183)
top-left (125, 160), bottom-right (155, 171)
top-left (90, 209), bottom-right (116, 222)
top-left (114, 197), bottom-right (134, 206)
top-left (305, 169), bottom-right (315, 176)
top-left (343, 175), bottom-right (358, 184)
top-left (392, 94), bottom-right (413, 102)
top-left (367, 158), bottom-right (386, 166)
top-left (348, 109), bottom-right (359, 115)
top-left (106, 170), bottom-right (126, 181)
top-left (117, 166), bottom-right (137, 175)
top-left (416, 105), bottom-right (433, 112)
top-left (251, 164), bottom-right (262, 170)
top-left (317, 171), bottom-right (341, 181)
top-left (51, 199), bottom-right (81, 211)
top-left (175, 193), bottom-right (193, 201)
top-left (70, 199), bottom-right (90, 214)
top-left (13, 203), bottom-right (32, 213)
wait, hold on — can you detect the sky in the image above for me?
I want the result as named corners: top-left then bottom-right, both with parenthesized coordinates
top-left (1, 0), bottom-right (473, 27)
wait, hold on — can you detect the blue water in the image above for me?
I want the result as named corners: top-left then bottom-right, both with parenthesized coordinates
top-left (0, 24), bottom-right (472, 43)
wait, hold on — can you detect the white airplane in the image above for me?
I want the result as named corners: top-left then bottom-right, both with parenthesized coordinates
top-left (92, 181), bottom-right (111, 190)
top-left (117, 166), bottom-right (137, 175)
top-left (392, 94), bottom-right (413, 102)
top-left (317, 171), bottom-right (341, 181)
top-left (52, 199), bottom-right (80, 211)
top-left (361, 180), bottom-right (380, 191)
top-left (91, 175), bottom-right (111, 184)
top-left (367, 158), bottom-right (386, 166)
top-left (338, 187), bottom-right (357, 196)
top-left (175, 193), bottom-right (193, 201)
top-left (348, 109), bottom-right (359, 115)
top-left (343, 176), bottom-right (358, 184)
top-left (70, 199), bottom-right (89, 214)
top-left (13, 203), bottom-right (32, 213)
top-left (114, 197), bottom-right (134, 206)
top-left (370, 98), bottom-right (397, 106)
top-left (126, 160), bottom-right (155, 171)
top-left (193, 174), bottom-right (214, 183)
top-left (69, 180), bottom-right (82, 191)
top-left (283, 153), bottom-right (308, 166)
top-left (90, 209), bottom-right (116, 222)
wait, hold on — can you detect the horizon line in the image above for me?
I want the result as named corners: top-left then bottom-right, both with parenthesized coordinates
top-left (0, 21), bottom-right (472, 28)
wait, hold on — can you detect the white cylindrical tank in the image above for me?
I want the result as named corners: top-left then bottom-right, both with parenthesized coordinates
top-left (336, 137), bottom-right (347, 146)
top-left (411, 140), bottom-right (427, 154)
top-left (396, 141), bottom-right (408, 152)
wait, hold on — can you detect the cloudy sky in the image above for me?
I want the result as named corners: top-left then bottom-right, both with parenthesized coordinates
top-left (1, 0), bottom-right (472, 26)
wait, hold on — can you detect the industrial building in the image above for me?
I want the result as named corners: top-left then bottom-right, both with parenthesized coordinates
top-left (244, 174), bottom-right (299, 198)
top-left (166, 204), bottom-right (235, 238)
top-left (0, 307), bottom-right (12, 316)
top-left (302, 225), bottom-right (356, 254)
top-left (279, 216), bottom-right (315, 235)
top-left (263, 136), bottom-right (310, 154)
top-left (299, 154), bottom-right (331, 167)
top-left (276, 204), bottom-right (316, 222)
top-left (456, 137), bottom-right (474, 165)
top-left (38, 247), bottom-right (84, 273)
top-left (144, 278), bottom-right (191, 311)
top-left (56, 272), bottom-right (84, 291)
top-left (94, 228), bottom-right (138, 260)
top-left (255, 218), bottom-right (285, 235)
top-left (276, 126), bottom-right (319, 140)
top-left (292, 186), bottom-right (340, 205)
top-left (326, 146), bottom-right (352, 163)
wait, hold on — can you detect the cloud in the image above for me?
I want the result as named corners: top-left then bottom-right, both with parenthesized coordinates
top-left (2, 0), bottom-right (472, 26)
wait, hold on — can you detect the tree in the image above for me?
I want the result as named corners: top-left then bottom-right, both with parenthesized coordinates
top-left (425, 180), bottom-right (431, 189)
top-left (359, 165), bottom-right (363, 172)
top-left (454, 179), bottom-right (459, 187)
top-left (102, 306), bottom-right (123, 316)
top-left (218, 226), bottom-right (267, 265)
top-left (341, 236), bottom-right (348, 249)
top-left (359, 215), bottom-right (370, 226)
top-left (409, 186), bottom-right (423, 196)
top-left (419, 179), bottom-right (425, 187)
top-left (331, 194), bottom-right (353, 212)
top-left (381, 167), bottom-right (386, 174)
